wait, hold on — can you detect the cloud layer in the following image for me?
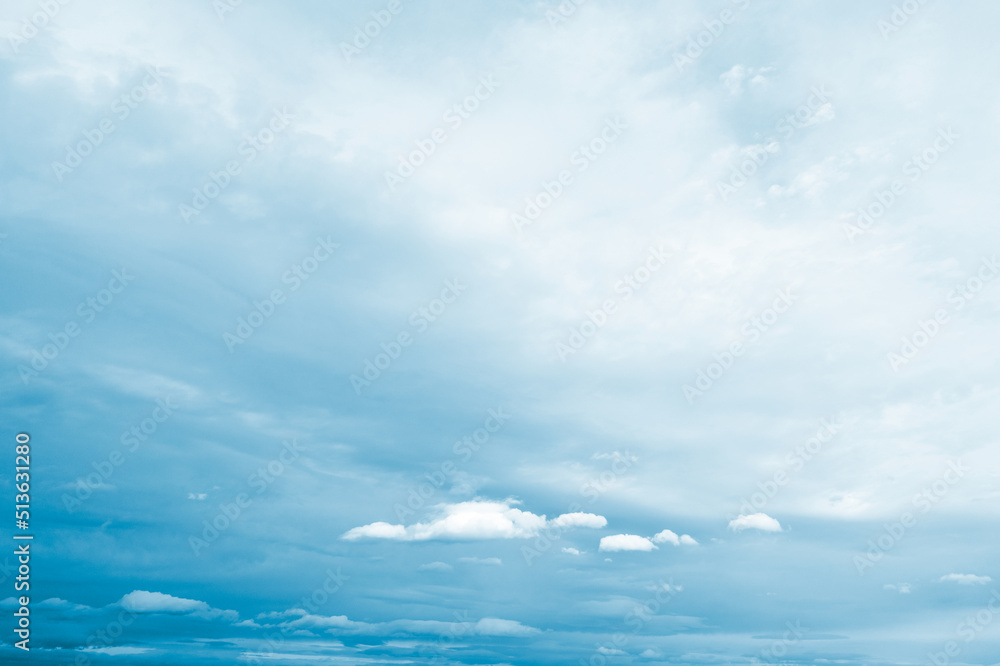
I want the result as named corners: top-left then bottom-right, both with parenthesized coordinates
top-left (342, 499), bottom-right (605, 541)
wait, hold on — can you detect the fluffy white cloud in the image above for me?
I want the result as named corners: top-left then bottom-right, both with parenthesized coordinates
top-left (940, 574), bottom-right (992, 585)
top-left (342, 521), bottom-right (407, 541)
top-left (599, 534), bottom-right (657, 552)
top-left (651, 529), bottom-right (699, 546)
top-left (728, 513), bottom-right (783, 533)
top-left (549, 512), bottom-right (608, 529)
top-left (562, 547), bottom-right (581, 555)
top-left (652, 529), bottom-right (679, 545)
top-left (342, 500), bottom-right (605, 541)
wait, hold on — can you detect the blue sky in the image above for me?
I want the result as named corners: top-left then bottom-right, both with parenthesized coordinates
top-left (2, 0), bottom-right (1000, 664)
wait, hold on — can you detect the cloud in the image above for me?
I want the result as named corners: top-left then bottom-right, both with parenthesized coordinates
top-left (648, 582), bottom-right (683, 594)
top-left (341, 500), bottom-right (605, 541)
top-left (119, 590), bottom-right (207, 614)
top-left (728, 513), bottom-right (783, 533)
top-left (599, 534), bottom-right (657, 552)
top-left (80, 647), bottom-right (155, 656)
top-left (188, 493), bottom-right (206, 500)
top-left (719, 65), bottom-right (774, 95)
top-left (883, 583), bottom-right (911, 594)
top-left (562, 547), bottom-right (581, 555)
top-left (341, 521), bottom-right (407, 541)
top-left (459, 557), bottom-right (502, 566)
top-left (37, 598), bottom-right (93, 613)
top-left (118, 591), bottom-right (237, 621)
top-left (939, 574), bottom-right (992, 585)
top-left (592, 451), bottom-right (637, 463)
top-left (417, 561), bottom-right (453, 572)
top-left (264, 609), bottom-right (539, 639)
top-left (474, 618), bottom-right (540, 637)
top-left (549, 512), bottom-right (608, 529)
top-left (651, 529), bottom-right (698, 546)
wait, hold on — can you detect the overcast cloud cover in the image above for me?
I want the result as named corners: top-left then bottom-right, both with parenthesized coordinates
top-left (2, 0), bottom-right (1000, 664)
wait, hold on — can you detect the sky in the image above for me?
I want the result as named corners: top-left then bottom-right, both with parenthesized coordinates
top-left (2, 0), bottom-right (1000, 664)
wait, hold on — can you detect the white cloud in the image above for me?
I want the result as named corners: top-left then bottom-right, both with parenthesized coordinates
top-left (341, 521), bottom-right (407, 541)
top-left (940, 574), bottom-right (992, 586)
top-left (459, 557), bottom-right (502, 566)
top-left (651, 529), bottom-right (698, 546)
top-left (266, 609), bottom-right (539, 638)
top-left (341, 500), bottom-right (605, 541)
top-left (720, 65), bottom-right (774, 95)
top-left (117, 591), bottom-right (236, 621)
top-left (562, 547), bottom-right (581, 555)
top-left (474, 618), bottom-right (540, 637)
top-left (728, 513), bottom-right (783, 532)
top-left (884, 583), bottom-right (911, 594)
top-left (599, 534), bottom-right (657, 552)
top-left (417, 562), bottom-right (453, 572)
top-left (119, 590), bottom-right (207, 614)
top-left (549, 512), bottom-right (608, 529)
top-left (187, 493), bottom-right (206, 500)
top-left (651, 529), bottom-right (679, 545)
